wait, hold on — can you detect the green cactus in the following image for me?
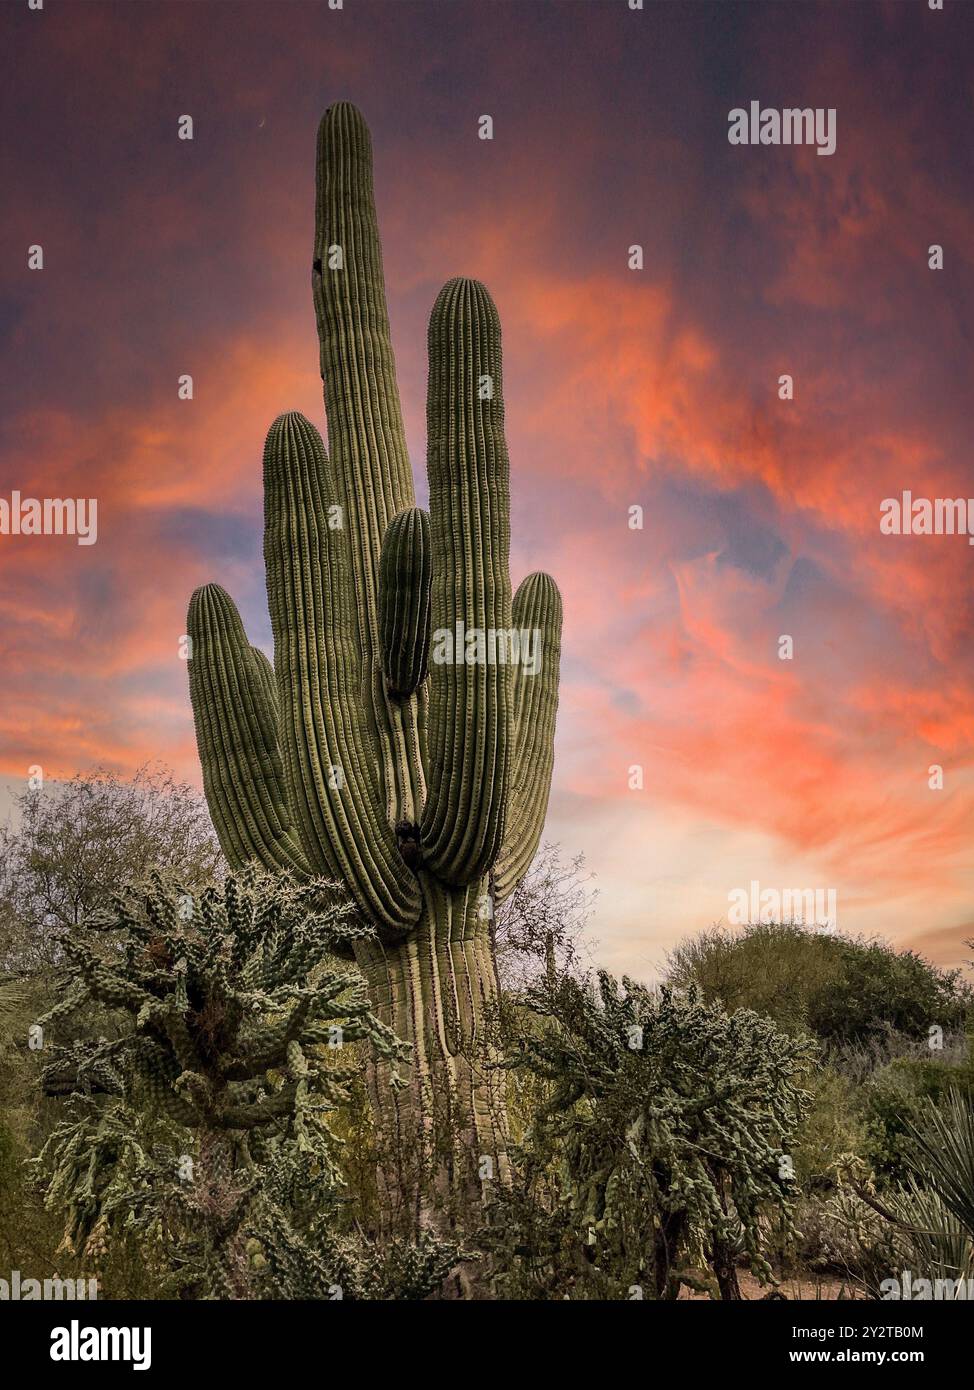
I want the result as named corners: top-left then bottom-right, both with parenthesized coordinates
top-left (186, 102), bottom-right (562, 1225)
top-left (33, 868), bottom-right (458, 1296)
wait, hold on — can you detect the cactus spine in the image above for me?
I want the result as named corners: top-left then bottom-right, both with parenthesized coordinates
top-left (187, 103), bottom-right (562, 1226)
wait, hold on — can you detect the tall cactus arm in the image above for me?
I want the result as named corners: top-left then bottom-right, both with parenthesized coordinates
top-left (314, 100), bottom-right (425, 837)
top-left (312, 101), bottom-right (415, 668)
top-left (493, 572), bottom-right (563, 903)
top-left (249, 647), bottom-right (278, 716)
top-left (420, 278), bottom-right (513, 885)
top-left (186, 584), bottom-right (310, 875)
top-left (262, 411), bottom-right (422, 935)
top-left (379, 507), bottom-right (432, 698)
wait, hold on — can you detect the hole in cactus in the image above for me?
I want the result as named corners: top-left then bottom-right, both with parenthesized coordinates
top-left (396, 820), bottom-right (422, 870)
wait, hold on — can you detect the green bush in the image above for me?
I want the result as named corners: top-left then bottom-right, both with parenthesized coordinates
top-left (791, 1067), bottom-right (866, 1190)
top-left (666, 923), bottom-right (969, 1045)
top-left (860, 1055), bottom-right (974, 1184)
top-left (809, 938), bottom-right (969, 1044)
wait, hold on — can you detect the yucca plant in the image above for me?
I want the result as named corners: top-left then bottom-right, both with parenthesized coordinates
top-left (906, 1089), bottom-right (974, 1242)
top-left (848, 1090), bottom-right (974, 1295)
top-left (882, 1175), bottom-right (973, 1286)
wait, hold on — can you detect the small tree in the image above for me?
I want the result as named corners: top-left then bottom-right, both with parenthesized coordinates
top-left (493, 843), bottom-right (596, 990)
top-left (32, 867), bottom-right (456, 1298)
top-left (0, 764), bottom-right (221, 973)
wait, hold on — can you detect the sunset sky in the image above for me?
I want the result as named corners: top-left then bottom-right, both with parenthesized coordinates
top-left (2, 0), bottom-right (973, 979)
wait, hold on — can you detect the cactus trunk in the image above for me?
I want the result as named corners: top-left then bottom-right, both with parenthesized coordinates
top-left (354, 883), bottom-right (508, 1231)
top-left (185, 103), bottom-right (561, 1233)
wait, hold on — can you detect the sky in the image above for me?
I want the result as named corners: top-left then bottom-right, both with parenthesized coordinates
top-left (1, 0), bottom-right (973, 980)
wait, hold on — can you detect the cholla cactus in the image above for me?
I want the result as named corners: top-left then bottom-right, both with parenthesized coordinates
top-left (38, 867), bottom-right (398, 1127)
top-left (487, 974), bottom-right (815, 1299)
top-left (34, 867), bottom-right (411, 1295)
top-left (186, 102), bottom-right (562, 1221)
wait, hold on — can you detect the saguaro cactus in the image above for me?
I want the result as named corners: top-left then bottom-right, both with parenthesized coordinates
top-left (186, 103), bottom-right (562, 1226)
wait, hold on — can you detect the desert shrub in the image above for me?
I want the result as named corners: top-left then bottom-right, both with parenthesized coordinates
top-left (806, 1094), bottom-right (974, 1297)
top-left (666, 923), bottom-right (974, 1288)
top-left (0, 766), bottom-right (224, 1288)
top-left (666, 923), bottom-right (970, 1045)
top-left (777, 1174), bottom-right (965, 1296)
top-left (790, 1066), bottom-right (866, 1190)
top-left (810, 938), bottom-right (969, 1044)
top-left (801, 1184), bottom-right (902, 1294)
top-left (666, 923), bottom-right (837, 1035)
top-left (0, 765), bottom-right (221, 973)
top-left (482, 971), bottom-right (815, 1299)
top-left (860, 1054), bottom-right (974, 1184)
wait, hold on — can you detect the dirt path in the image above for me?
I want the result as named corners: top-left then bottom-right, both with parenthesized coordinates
top-left (679, 1271), bottom-right (863, 1300)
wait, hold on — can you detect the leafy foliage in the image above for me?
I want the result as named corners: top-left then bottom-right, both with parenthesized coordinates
top-left (860, 1053), bottom-right (974, 1183)
top-left (666, 922), bottom-right (970, 1044)
top-left (0, 765), bottom-right (221, 973)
